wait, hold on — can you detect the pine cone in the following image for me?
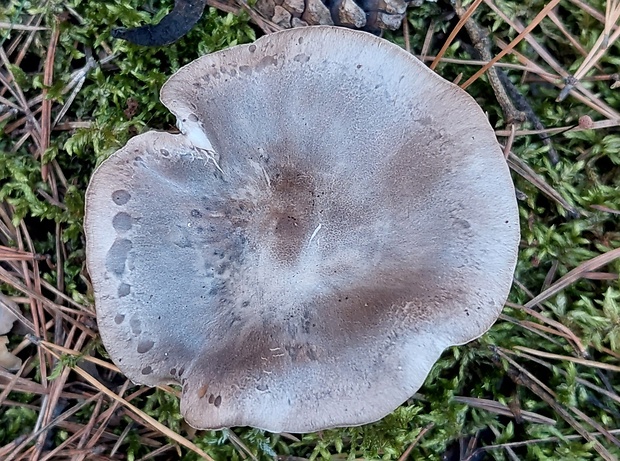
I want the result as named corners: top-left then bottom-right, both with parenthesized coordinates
top-left (255, 0), bottom-right (410, 32)
top-left (112, 0), bottom-right (432, 46)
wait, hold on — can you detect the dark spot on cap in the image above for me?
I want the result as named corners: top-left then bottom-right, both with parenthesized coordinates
top-left (257, 55), bottom-right (277, 70)
top-left (130, 317), bottom-right (142, 335)
top-left (453, 218), bottom-right (471, 229)
top-left (114, 314), bottom-right (125, 324)
top-left (113, 212), bottom-right (133, 231)
top-left (112, 190), bottom-right (131, 205)
top-left (118, 283), bottom-right (131, 298)
top-left (141, 366), bottom-right (152, 375)
top-left (137, 339), bottom-right (154, 353)
top-left (214, 395), bottom-right (222, 407)
top-left (106, 239), bottom-right (132, 276)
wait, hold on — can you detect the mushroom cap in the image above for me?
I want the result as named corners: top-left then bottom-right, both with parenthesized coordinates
top-left (0, 296), bottom-right (21, 372)
top-left (85, 26), bottom-right (519, 433)
top-left (0, 302), bottom-right (17, 336)
top-left (0, 336), bottom-right (22, 371)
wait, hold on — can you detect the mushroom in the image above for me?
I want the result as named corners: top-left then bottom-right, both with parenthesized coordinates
top-left (0, 337), bottom-right (21, 371)
top-left (0, 295), bottom-right (21, 371)
top-left (85, 26), bottom-right (519, 433)
top-left (0, 299), bottom-right (17, 336)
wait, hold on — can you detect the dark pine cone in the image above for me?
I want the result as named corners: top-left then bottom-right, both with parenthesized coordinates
top-left (112, 0), bottom-right (430, 46)
top-left (257, 0), bottom-right (413, 32)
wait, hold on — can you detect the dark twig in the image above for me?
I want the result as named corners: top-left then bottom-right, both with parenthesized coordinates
top-left (455, 4), bottom-right (560, 164)
top-left (112, 0), bottom-right (208, 46)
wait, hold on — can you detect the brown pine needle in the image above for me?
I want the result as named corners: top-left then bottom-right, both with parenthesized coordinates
top-left (28, 335), bottom-right (121, 373)
top-left (0, 22), bottom-right (48, 31)
top-left (507, 303), bottom-right (588, 357)
top-left (514, 346), bottom-right (620, 373)
top-left (461, 0), bottom-right (562, 90)
top-left (397, 423), bottom-right (434, 461)
top-left (495, 348), bottom-right (617, 461)
top-left (430, 0), bottom-right (484, 70)
top-left (547, 10), bottom-right (599, 64)
top-left (470, 429), bottom-right (620, 458)
top-left (3, 394), bottom-right (101, 461)
top-left (525, 247), bottom-right (620, 309)
top-left (495, 118), bottom-right (620, 136)
top-left (0, 246), bottom-right (40, 261)
top-left (574, 0), bottom-right (620, 80)
top-left (452, 396), bottom-right (556, 425)
top-left (40, 17), bottom-right (61, 182)
top-left (36, 342), bottom-right (216, 461)
top-left (507, 152), bottom-right (579, 216)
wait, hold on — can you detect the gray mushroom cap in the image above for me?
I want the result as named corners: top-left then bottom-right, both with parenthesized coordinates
top-left (85, 26), bottom-right (520, 433)
top-left (0, 295), bottom-right (21, 371)
top-left (0, 298), bottom-right (17, 336)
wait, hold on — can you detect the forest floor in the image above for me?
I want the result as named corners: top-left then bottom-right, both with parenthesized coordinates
top-left (1, 0), bottom-right (620, 460)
